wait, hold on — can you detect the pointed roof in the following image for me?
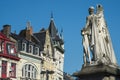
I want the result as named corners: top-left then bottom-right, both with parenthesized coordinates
top-left (48, 15), bottom-right (57, 38)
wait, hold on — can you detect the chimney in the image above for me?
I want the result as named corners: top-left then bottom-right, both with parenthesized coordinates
top-left (3, 25), bottom-right (11, 38)
top-left (26, 22), bottom-right (33, 40)
top-left (27, 21), bottom-right (33, 35)
top-left (27, 26), bottom-right (33, 35)
top-left (26, 29), bottom-right (31, 40)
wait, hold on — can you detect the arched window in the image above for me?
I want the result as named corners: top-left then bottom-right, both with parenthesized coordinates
top-left (22, 64), bottom-right (37, 79)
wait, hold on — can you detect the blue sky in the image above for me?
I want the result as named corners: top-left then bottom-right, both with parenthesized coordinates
top-left (0, 0), bottom-right (120, 74)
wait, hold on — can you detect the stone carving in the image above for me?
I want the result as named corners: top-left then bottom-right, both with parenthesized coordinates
top-left (81, 4), bottom-right (117, 66)
top-left (81, 27), bottom-right (91, 65)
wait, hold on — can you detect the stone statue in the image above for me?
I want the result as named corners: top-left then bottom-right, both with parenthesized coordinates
top-left (82, 6), bottom-right (98, 63)
top-left (96, 4), bottom-right (117, 65)
top-left (81, 28), bottom-right (91, 65)
top-left (82, 4), bottom-right (117, 66)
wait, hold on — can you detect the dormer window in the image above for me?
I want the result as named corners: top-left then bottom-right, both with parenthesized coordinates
top-left (34, 47), bottom-right (39, 55)
top-left (7, 44), bottom-right (11, 53)
top-left (22, 43), bottom-right (26, 51)
top-left (6, 43), bottom-right (15, 55)
top-left (29, 45), bottom-right (33, 53)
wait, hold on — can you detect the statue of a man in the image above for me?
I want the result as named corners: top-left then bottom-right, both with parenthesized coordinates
top-left (83, 6), bottom-right (100, 62)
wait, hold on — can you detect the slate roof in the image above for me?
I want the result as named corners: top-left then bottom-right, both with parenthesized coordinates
top-left (34, 30), bottom-right (46, 50)
top-left (48, 19), bottom-right (57, 38)
top-left (10, 33), bottom-right (25, 41)
top-left (11, 32), bottom-right (43, 51)
top-left (48, 19), bottom-right (63, 44)
top-left (18, 28), bottom-right (41, 45)
top-left (19, 29), bottom-right (26, 38)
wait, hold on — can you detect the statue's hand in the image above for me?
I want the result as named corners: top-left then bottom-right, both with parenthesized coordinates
top-left (81, 28), bottom-right (87, 35)
top-left (81, 30), bottom-right (85, 35)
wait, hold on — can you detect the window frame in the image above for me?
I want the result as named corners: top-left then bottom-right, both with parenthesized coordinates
top-left (34, 47), bottom-right (39, 55)
top-left (9, 63), bottom-right (16, 78)
top-left (22, 64), bottom-right (37, 79)
top-left (29, 45), bottom-right (33, 54)
top-left (0, 40), bottom-right (4, 53)
top-left (1, 60), bottom-right (7, 78)
top-left (6, 43), bottom-right (16, 55)
top-left (22, 42), bottom-right (26, 52)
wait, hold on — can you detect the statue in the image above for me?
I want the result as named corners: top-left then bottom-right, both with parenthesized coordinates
top-left (81, 28), bottom-right (91, 66)
top-left (82, 4), bottom-right (117, 66)
top-left (96, 4), bottom-right (117, 65)
top-left (82, 6), bottom-right (98, 64)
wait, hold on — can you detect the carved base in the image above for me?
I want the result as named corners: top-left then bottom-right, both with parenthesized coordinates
top-left (73, 64), bottom-right (120, 80)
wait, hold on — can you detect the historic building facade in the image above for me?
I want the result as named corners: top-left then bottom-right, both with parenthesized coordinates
top-left (34, 17), bottom-right (64, 80)
top-left (0, 25), bottom-right (20, 80)
top-left (11, 23), bottom-right (43, 80)
top-left (48, 18), bottom-right (64, 80)
top-left (0, 16), bottom-right (65, 80)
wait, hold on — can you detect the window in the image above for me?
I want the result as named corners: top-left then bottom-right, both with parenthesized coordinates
top-left (22, 64), bottom-right (37, 79)
top-left (1, 60), bottom-right (7, 78)
top-left (6, 43), bottom-right (16, 55)
top-left (0, 40), bottom-right (5, 53)
top-left (59, 61), bottom-right (61, 69)
top-left (7, 44), bottom-right (11, 54)
top-left (22, 43), bottom-right (26, 51)
top-left (59, 57), bottom-right (62, 70)
top-left (11, 48), bottom-right (14, 54)
top-left (34, 47), bottom-right (39, 55)
top-left (1, 41), bottom-right (4, 53)
top-left (10, 63), bottom-right (16, 78)
top-left (29, 45), bottom-right (33, 53)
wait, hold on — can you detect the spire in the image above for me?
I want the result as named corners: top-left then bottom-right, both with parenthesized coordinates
top-left (27, 21), bottom-right (31, 30)
top-left (48, 13), bottom-right (57, 37)
top-left (60, 28), bottom-right (64, 40)
top-left (51, 12), bottom-right (53, 20)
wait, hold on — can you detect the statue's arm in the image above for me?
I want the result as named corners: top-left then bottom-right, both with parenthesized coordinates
top-left (81, 16), bottom-right (91, 36)
top-left (85, 16), bottom-right (90, 29)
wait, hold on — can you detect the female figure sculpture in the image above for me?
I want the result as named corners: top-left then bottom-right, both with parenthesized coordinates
top-left (96, 4), bottom-right (117, 65)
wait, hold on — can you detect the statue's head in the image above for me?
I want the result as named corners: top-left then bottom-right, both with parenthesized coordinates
top-left (88, 6), bottom-right (94, 15)
top-left (96, 4), bottom-right (104, 14)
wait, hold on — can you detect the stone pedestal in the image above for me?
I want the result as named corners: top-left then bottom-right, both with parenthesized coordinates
top-left (73, 64), bottom-right (120, 80)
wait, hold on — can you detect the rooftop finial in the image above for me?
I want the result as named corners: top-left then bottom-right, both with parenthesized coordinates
top-left (60, 28), bottom-right (64, 40)
top-left (51, 12), bottom-right (54, 20)
top-left (27, 21), bottom-right (31, 30)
